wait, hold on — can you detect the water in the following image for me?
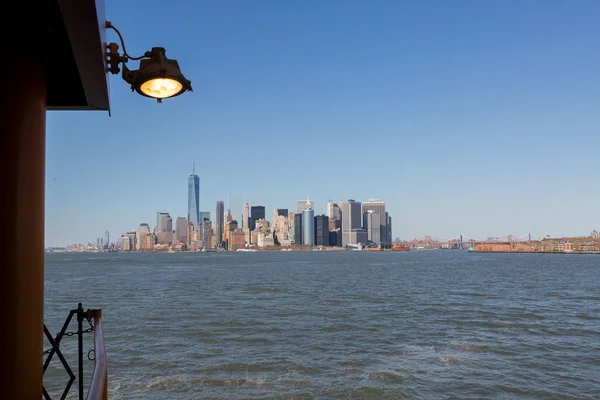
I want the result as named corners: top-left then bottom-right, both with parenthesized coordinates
top-left (44, 251), bottom-right (600, 399)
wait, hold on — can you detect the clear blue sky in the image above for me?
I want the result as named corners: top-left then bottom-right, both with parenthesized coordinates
top-left (46, 0), bottom-right (600, 246)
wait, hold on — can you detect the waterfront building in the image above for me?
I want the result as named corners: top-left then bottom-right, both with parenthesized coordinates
top-left (175, 217), bottom-right (187, 244)
top-left (103, 231), bottom-right (110, 247)
top-left (216, 200), bottom-right (224, 246)
top-left (120, 236), bottom-right (131, 251)
top-left (201, 220), bottom-right (213, 249)
top-left (315, 215), bottom-right (330, 246)
top-left (226, 230), bottom-right (246, 251)
top-left (243, 202), bottom-right (250, 231)
top-left (126, 231), bottom-right (137, 250)
top-left (363, 211), bottom-right (381, 245)
top-left (156, 212), bottom-right (173, 244)
top-left (155, 231), bottom-right (166, 246)
top-left (349, 229), bottom-right (368, 246)
top-left (342, 200), bottom-right (362, 246)
top-left (251, 230), bottom-right (259, 245)
top-left (186, 222), bottom-right (195, 248)
top-left (257, 232), bottom-right (275, 247)
top-left (273, 215), bottom-right (290, 240)
top-left (136, 232), bottom-right (148, 250)
top-left (288, 212), bottom-right (295, 240)
top-left (329, 230), bottom-right (341, 247)
top-left (361, 199), bottom-right (387, 246)
top-left (386, 213), bottom-right (392, 247)
top-left (326, 200), bottom-right (340, 220)
top-left (250, 205), bottom-right (265, 230)
top-left (223, 218), bottom-right (245, 250)
top-left (136, 223), bottom-right (151, 250)
top-left (146, 234), bottom-right (156, 250)
top-left (302, 204), bottom-right (315, 246)
top-left (188, 166), bottom-right (200, 230)
top-left (156, 212), bottom-right (169, 232)
top-left (293, 213), bottom-right (303, 245)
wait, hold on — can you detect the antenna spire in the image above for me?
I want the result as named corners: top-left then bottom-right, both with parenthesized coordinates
top-left (192, 161), bottom-right (195, 174)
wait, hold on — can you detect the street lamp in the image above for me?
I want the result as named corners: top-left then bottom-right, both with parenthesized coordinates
top-left (105, 21), bottom-right (192, 103)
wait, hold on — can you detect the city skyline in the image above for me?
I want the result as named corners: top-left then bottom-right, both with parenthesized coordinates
top-left (88, 195), bottom-right (394, 249)
top-left (89, 181), bottom-right (396, 251)
top-left (45, 1), bottom-right (600, 246)
top-left (58, 179), bottom-right (599, 249)
top-left (46, 165), bottom-right (599, 246)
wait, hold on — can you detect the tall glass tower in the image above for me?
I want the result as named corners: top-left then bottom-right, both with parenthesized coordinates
top-left (302, 199), bottom-right (315, 246)
top-left (216, 200), bottom-right (224, 246)
top-left (187, 163), bottom-right (200, 230)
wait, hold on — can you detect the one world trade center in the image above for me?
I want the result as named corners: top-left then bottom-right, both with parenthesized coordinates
top-left (188, 164), bottom-right (200, 230)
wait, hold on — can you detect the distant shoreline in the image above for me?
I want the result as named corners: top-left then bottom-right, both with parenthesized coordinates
top-left (470, 250), bottom-right (600, 255)
top-left (46, 249), bottom-right (600, 255)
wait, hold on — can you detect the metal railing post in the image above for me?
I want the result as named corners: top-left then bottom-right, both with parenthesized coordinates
top-left (87, 309), bottom-right (107, 400)
top-left (77, 303), bottom-right (84, 400)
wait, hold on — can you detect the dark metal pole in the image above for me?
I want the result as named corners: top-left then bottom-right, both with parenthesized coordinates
top-left (77, 303), bottom-right (84, 400)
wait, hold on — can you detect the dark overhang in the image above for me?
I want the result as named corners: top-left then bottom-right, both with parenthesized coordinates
top-left (46, 0), bottom-right (110, 111)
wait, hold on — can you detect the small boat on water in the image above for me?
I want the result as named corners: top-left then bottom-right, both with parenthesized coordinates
top-left (237, 248), bottom-right (258, 252)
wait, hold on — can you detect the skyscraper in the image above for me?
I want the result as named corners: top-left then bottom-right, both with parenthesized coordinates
top-left (243, 202), bottom-right (249, 230)
top-left (175, 217), bottom-right (187, 244)
top-left (327, 200), bottom-right (340, 220)
top-left (156, 212), bottom-right (172, 232)
top-left (315, 215), bottom-right (329, 246)
top-left (386, 213), bottom-right (392, 247)
top-left (302, 207), bottom-right (315, 246)
top-left (103, 231), bottom-right (110, 248)
top-left (342, 199), bottom-right (363, 246)
top-left (187, 164), bottom-right (200, 230)
top-left (250, 205), bottom-right (265, 230)
top-left (136, 223), bottom-right (151, 250)
top-left (120, 236), bottom-right (131, 251)
top-left (201, 220), bottom-right (213, 249)
top-left (216, 200), bottom-right (224, 246)
top-left (361, 199), bottom-right (387, 246)
top-left (156, 212), bottom-right (173, 244)
top-left (363, 211), bottom-right (381, 245)
top-left (293, 213), bottom-right (303, 245)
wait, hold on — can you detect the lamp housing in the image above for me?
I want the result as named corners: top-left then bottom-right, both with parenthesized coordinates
top-left (122, 47), bottom-right (192, 101)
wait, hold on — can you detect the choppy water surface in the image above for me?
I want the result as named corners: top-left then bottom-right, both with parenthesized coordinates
top-left (44, 251), bottom-right (600, 399)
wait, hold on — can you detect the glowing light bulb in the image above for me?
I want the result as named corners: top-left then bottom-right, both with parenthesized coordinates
top-left (139, 78), bottom-right (183, 99)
